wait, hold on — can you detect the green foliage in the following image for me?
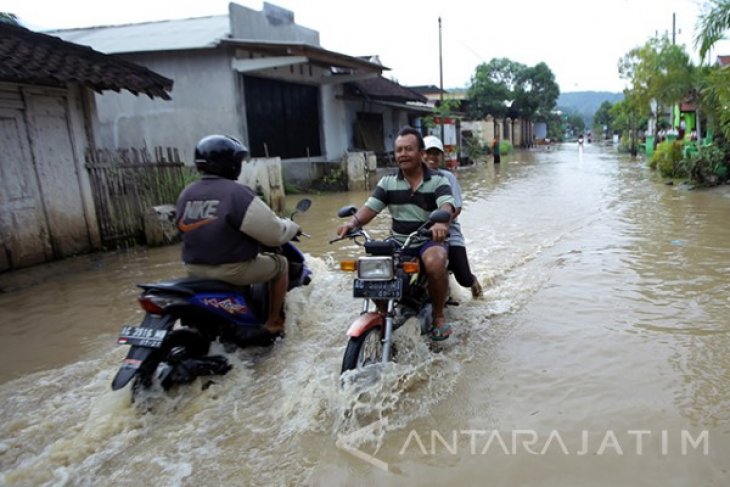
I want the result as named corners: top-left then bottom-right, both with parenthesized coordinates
top-left (0, 12), bottom-right (19, 25)
top-left (467, 59), bottom-right (516, 119)
top-left (618, 133), bottom-right (634, 153)
top-left (499, 140), bottom-right (513, 155)
top-left (181, 166), bottom-right (199, 186)
top-left (463, 133), bottom-right (488, 160)
top-left (467, 58), bottom-right (559, 121)
top-left (651, 141), bottom-right (685, 177)
top-left (695, 0), bottom-right (730, 62)
top-left (422, 98), bottom-right (461, 129)
top-left (619, 36), bottom-right (694, 126)
top-left (700, 65), bottom-right (730, 141)
top-left (513, 62), bottom-right (560, 119)
top-left (565, 112), bottom-right (585, 133)
top-left (547, 112), bottom-right (565, 141)
top-left (683, 143), bottom-right (730, 186)
top-left (592, 101), bottom-right (613, 137)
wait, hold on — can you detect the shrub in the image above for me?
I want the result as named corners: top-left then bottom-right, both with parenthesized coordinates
top-left (499, 140), bottom-right (513, 156)
top-left (683, 144), bottom-right (730, 187)
top-left (651, 141), bottom-right (685, 178)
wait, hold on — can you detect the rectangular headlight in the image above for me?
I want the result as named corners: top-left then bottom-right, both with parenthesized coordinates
top-left (357, 256), bottom-right (394, 281)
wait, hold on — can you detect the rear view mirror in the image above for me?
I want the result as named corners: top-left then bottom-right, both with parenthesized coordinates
top-left (290, 198), bottom-right (312, 219)
top-left (337, 205), bottom-right (358, 218)
top-left (428, 209), bottom-right (451, 224)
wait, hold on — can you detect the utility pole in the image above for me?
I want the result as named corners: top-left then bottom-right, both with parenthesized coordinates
top-left (438, 16), bottom-right (444, 143)
top-left (672, 12), bottom-right (676, 44)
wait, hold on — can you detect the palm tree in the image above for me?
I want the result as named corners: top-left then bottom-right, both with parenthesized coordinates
top-left (695, 0), bottom-right (730, 62)
top-left (0, 12), bottom-right (20, 25)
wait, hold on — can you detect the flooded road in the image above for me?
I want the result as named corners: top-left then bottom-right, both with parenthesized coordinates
top-left (1, 143), bottom-right (730, 486)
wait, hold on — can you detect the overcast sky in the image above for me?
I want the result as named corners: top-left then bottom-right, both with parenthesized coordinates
top-left (5, 0), bottom-right (730, 93)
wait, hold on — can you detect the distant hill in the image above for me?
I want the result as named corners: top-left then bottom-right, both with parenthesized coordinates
top-left (558, 91), bottom-right (624, 125)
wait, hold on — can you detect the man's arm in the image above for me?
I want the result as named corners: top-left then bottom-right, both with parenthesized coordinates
top-left (240, 197), bottom-right (300, 246)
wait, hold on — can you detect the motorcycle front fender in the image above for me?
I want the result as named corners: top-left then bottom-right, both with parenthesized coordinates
top-left (346, 312), bottom-right (384, 338)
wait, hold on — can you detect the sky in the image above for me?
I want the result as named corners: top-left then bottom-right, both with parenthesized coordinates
top-left (5, 0), bottom-right (730, 93)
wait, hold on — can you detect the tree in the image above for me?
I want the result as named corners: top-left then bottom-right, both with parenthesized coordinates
top-left (466, 58), bottom-right (525, 119)
top-left (0, 12), bottom-right (19, 25)
top-left (513, 62), bottom-right (560, 120)
top-left (618, 36), bottom-right (694, 140)
top-left (610, 92), bottom-right (644, 155)
top-left (592, 101), bottom-right (613, 139)
top-left (695, 0), bottom-right (730, 62)
top-left (700, 64), bottom-right (730, 140)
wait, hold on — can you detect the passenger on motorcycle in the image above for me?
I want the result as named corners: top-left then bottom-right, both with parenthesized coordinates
top-left (422, 136), bottom-right (483, 298)
top-left (175, 134), bottom-right (300, 339)
top-left (335, 126), bottom-right (456, 340)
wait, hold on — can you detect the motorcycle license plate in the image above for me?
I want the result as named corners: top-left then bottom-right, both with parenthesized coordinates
top-left (353, 278), bottom-right (402, 299)
top-left (118, 325), bottom-right (167, 348)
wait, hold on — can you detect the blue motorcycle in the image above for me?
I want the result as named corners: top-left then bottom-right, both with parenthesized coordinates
top-left (111, 199), bottom-right (312, 393)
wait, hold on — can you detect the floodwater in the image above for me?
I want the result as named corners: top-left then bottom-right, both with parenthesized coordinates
top-left (1, 143), bottom-right (730, 486)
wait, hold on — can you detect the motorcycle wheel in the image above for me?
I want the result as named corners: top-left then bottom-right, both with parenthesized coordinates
top-left (133, 329), bottom-right (209, 392)
top-left (341, 327), bottom-right (383, 373)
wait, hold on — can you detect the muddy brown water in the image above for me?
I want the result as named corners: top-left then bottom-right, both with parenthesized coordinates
top-left (1, 143), bottom-right (729, 486)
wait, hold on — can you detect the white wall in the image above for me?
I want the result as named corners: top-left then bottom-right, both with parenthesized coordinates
top-left (96, 49), bottom-right (240, 162)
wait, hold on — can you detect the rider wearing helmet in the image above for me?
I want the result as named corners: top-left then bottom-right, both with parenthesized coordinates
top-left (175, 134), bottom-right (300, 339)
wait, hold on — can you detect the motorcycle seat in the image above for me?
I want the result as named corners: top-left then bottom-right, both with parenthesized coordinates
top-left (138, 278), bottom-right (244, 295)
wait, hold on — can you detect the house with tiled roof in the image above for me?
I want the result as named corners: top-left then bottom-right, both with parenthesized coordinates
top-left (0, 22), bottom-right (172, 271)
top-left (716, 55), bottom-right (730, 68)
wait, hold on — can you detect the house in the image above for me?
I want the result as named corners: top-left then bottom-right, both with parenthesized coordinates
top-left (717, 55), bottom-right (730, 68)
top-left (0, 22), bottom-right (172, 272)
top-left (49, 2), bottom-right (420, 187)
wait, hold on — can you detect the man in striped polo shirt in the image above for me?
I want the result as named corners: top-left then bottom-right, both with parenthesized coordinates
top-left (336, 126), bottom-right (456, 340)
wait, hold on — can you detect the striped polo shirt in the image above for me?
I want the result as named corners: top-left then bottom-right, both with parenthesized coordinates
top-left (365, 163), bottom-right (455, 245)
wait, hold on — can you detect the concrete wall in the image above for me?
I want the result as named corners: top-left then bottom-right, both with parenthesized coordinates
top-left (96, 49), bottom-right (240, 162)
top-left (238, 157), bottom-right (286, 213)
top-left (321, 83), bottom-right (348, 160)
top-left (229, 2), bottom-right (319, 45)
top-left (344, 151), bottom-right (378, 191)
top-left (534, 122), bottom-right (547, 139)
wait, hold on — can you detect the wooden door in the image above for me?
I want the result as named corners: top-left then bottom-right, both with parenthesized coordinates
top-left (24, 90), bottom-right (91, 257)
top-left (0, 107), bottom-right (53, 270)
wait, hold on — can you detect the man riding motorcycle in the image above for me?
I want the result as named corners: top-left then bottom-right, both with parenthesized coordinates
top-left (335, 127), bottom-right (456, 340)
top-left (175, 134), bottom-right (299, 341)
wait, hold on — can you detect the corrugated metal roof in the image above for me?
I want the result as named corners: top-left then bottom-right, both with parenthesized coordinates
top-left (0, 23), bottom-right (173, 99)
top-left (47, 16), bottom-right (230, 54)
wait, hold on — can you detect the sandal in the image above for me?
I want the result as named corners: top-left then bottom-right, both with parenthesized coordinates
top-left (430, 319), bottom-right (453, 341)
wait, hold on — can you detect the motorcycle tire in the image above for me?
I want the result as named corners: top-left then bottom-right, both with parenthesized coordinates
top-left (341, 326), bottom-right (383, 373)
top-left (133, 329), bottom-right (209, 392)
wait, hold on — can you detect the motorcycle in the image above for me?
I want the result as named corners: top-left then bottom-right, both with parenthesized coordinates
top-left (331, 205), bottom-right (452, 374)
top-left (111, 198), bottom-right (313, 393)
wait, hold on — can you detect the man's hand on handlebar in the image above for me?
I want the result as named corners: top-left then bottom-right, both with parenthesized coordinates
top-left (336, 220), bottom-right (358, 238)
top-left (429, 222), bottom-right (449, 242)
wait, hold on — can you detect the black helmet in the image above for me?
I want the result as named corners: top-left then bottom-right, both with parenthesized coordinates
top-left (194, 135), bottom-right (249, 180)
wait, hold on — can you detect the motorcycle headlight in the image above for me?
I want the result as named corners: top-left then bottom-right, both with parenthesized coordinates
top-left (357, 256), bottom-right (394, 281)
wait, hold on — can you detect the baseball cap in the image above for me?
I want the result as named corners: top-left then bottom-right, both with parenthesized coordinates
top-left (423, 135), bottom-right (444, 152)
